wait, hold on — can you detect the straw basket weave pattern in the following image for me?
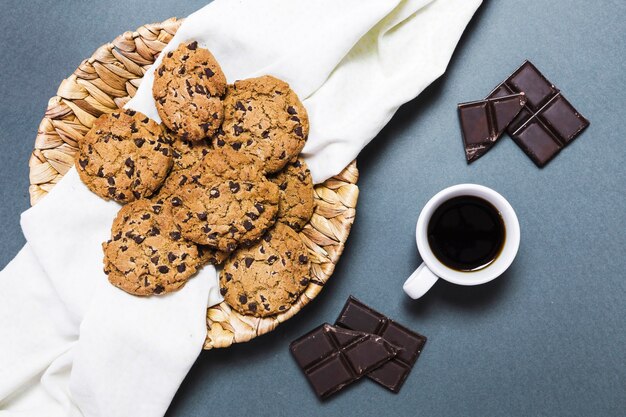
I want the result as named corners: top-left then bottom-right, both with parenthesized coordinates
top-left (28, 18), bottom-right (359, 350)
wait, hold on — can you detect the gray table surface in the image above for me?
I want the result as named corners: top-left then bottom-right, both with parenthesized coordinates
top-left (1, 1), bottom-right (625, 416)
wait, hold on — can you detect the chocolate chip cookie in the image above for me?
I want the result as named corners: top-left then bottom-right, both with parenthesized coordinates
top-left (157, 145), bottom-right (258, 201)
top-left (169, 176), bottom-right (280, 252)
top-left (103, 199), bottom-right (201, 296)
top-left (220, 223), bottom-right (311, 317)
top-left (217, 75), bottom-right (309, 173)
top-left (76, 110), bottom-right (173, 204)
top-left (150, 192), bottom-right (231, 266)
top-left (153, 41), bottom-right (227, 141)
top-left (269, 158), bottom-right (314, 230)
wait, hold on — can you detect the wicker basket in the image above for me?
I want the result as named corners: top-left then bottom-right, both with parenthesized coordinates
top-left (28, 18), bottom-right (359, 350)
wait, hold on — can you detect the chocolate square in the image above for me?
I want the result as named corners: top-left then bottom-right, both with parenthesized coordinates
top-left (336, 297), bottom-right (386, 334)
top-left (367, 358), bottom-right (412, 393)
top-left (512, 120), bottom-right (562, 167)
top-left (306, 354), bottom-right (354, 398)
top-left (459, 102), bottom-right (491, 146)
top-left (290, 325), bottom-right (337, 369)
top-left (539, 95), bottom-right (589, 144)
top-left (507, 61), bottom-right (558, 110)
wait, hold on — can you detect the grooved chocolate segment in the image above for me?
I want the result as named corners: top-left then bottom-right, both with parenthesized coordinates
top-left (367, 358), bottom-right (409, 391)
top-left (335, 296), bottom-right (427, 393)
top-left (512, 120), bottom-right (562, 167)
top-left (459, 102), bottom-right (490, 146)
top-left (336, 297), bottom-right (386, 334)
top-left (507, 62), bottom-right (557, 109)
top-left (306, 354), bottom-right (353, 398)
top-left (458, 93), bottom-right (526, 163)
top-left (290, 323), bottom-right (396, 399)
top-left (290, 325), bottom-right (336, 370)
top-left (487, 60), bottom-right (589, 167)
top-left (539, 95), bottom-right (589, 144)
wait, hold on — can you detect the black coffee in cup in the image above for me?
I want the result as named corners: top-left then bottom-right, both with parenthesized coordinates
top-left (427, 196), bottom-right (505, 272)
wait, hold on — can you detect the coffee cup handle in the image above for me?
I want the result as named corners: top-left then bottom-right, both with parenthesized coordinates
top-left (403, 263), bottom-right (439, 299)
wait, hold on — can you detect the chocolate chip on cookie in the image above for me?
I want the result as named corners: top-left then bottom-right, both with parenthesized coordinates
top-left (76, 110), bottom-right (173, 204)
top-left (103, 199), bottom-right (201, 296)
top-left (269, 158), bottom-right (314, 231)
top-left (153, 42), bottom-right (227, 141)
top-left (217, 75), bottom-right (309, 173)
top-left (220, 223), bottom-right (312, 317)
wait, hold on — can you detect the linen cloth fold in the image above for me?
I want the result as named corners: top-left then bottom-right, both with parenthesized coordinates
top-left (0, 0), bottom-right (481, 416)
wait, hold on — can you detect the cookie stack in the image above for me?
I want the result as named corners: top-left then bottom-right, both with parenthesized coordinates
top-left (75, 41), bottom-right (315, 318)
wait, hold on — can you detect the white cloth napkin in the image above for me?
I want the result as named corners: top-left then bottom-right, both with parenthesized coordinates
top-left (1, 170), bottom-right (221, 417)
top-left (0, 0), bottom-right (481, 416)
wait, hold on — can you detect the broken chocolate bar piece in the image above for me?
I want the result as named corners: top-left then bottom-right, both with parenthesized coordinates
top-left (487, 60), bottom-right (589, 167)
top-left (335, 296), bottom-right (427, 393)
top-left (458, 93), bottom-right (527, 162)
top-left (290, 323), bottom-right (397, 399)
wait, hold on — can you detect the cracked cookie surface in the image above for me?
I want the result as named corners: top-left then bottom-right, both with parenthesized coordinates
top-left (153, 41), bottom-right (227, 141)
top-left (269, 158), bottom-right (314, 231)
top-left (170, 176), bottom-right (280, 252)
top-left (216, 75), bottom-right (308, 173)
top-left (76, 109), bottom-right (173, 204)
top-left (169, 133), bottom-right (212, 172)
top-left (103, 199), bottom-right (201, 296)
top-left (220, 223), bottom-right (311, 317)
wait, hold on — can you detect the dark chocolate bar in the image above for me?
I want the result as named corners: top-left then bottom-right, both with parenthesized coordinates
top-left (335, 296), bottom-right (427, 393)
top-left (458, 93), bottom-right (527, 163)
top-left (290, 323), bottom-right (397, 399)
top-left (487, 60), bottom-right (589, 167)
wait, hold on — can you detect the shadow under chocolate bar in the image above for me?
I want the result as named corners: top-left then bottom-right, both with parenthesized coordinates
top-left (487, 60), bottom-right (589, 167)
top-left (335, 296), bottom-right (427, 393)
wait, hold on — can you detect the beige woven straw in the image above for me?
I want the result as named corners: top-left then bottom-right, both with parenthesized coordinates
top-left (28, 18), bottom-right (359, 350)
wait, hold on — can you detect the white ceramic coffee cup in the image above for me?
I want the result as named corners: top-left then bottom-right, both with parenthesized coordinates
top-left (403, 184), bottom-right (520, 299)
